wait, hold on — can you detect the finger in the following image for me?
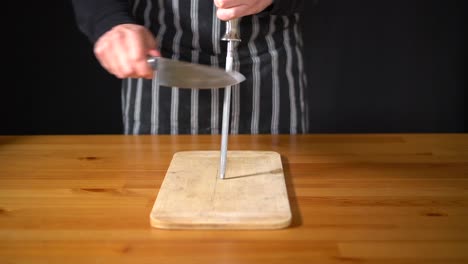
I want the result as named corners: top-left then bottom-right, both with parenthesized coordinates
top-left (145, 34), bottom-right (161, 57)
top-left (112, 37), bottom-right (136, 78)
top-left (93, 24), bottom-right (160, 79)
top-left (94, 38), bottom-right (121, 78)
top-left (141, 36), bottom-right (160, 79)
top-left (216, 4), bottom-right (249, 21)
top-left (214, 0), bottom-right (239, 9)
top-left (114, 26), bottom-right (155, 78)
top-left (96, 28), bottom-right (136, 78)
top-left (216, 0), bottom-right (272, 20)
top-left (126, 31), bottom-right (156, 78)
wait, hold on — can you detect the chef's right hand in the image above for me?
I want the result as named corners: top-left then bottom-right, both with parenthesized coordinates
top-left (93, 24), bottom-right (160, 79)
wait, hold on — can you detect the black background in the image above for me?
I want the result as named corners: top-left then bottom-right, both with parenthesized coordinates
top-left (2, 0), bottom-right (465, 135)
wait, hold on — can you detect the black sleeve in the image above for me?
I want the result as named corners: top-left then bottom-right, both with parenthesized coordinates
top-left (267, 0), bottom-right (304, 16)
top-left (70, 0), bottom-right (136, 43)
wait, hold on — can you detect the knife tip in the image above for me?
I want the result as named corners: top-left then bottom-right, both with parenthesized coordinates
top-left (230, 71), bottom-right (246, 84)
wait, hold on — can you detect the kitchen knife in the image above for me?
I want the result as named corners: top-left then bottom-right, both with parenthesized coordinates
top-left (147, 56), bottom-right (245, 89)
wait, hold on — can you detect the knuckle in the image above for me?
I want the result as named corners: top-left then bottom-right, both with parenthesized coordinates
top-left (215, 0), bottom-right (226, 8)
top-left (93, 40), bottom-right (108, 55)
top-left (93, 46), bottom-right (103, 56)
top-left (120, 67), bottom-right (134, 77)
top-left (111, 30), bottom-right (126, 41)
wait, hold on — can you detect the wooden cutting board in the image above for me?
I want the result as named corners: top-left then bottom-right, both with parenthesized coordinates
top-left (150, 151), bottom-right (291, 229)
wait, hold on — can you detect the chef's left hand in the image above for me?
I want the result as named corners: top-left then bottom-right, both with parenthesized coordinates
top-left (214, 0), bottom-right (273, 21)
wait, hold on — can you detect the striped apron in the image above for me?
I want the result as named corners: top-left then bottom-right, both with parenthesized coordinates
top-left (122, 0), bottom-right (309, 134)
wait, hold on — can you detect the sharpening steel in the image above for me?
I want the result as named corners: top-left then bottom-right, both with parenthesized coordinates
top-left (219, 18), bottom-right (241, 179)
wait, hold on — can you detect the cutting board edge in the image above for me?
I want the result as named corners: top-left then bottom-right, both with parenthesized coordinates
top-left (149, 213), bottom-right (292, 230)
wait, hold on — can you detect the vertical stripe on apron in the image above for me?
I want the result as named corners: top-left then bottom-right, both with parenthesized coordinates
top-left (248, 16), bottom-right (261, 134)
top-left (132, 78), bottom-right (143, 134)
top-left (293, 13), bottom-right (308, 133)
top-left (265, 16), bottom-right (280, 134)
top-left (282, 16), bottom-right (297, 134)
top-left (151, 77), bottom-right (160, 134)
top-left (143, 0), bottom-right (152, 27)
top-left (132, 0), bottom-right (141, 16)
top-left (230, 42), bottom-right (240, 135)
top-left (152, 0), bottom-right (167, 134)
top-left (210, 6), bottom-right (221, 134)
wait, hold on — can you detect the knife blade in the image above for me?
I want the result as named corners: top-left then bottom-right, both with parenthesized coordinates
top-left (147, 56), bottom-right (245, 89)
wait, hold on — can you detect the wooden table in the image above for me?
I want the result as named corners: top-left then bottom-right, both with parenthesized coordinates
top-left (1, 134), bottom-right (467, 263)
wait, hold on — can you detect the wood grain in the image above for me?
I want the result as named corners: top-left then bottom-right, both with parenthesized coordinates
top-left (1, 134), bottom-right (467, 263)
top-left (150, 151), bottom-right (291, 229)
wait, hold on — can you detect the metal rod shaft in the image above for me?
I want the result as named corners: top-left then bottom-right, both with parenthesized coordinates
top-left (219, 18), bottom-right (241, 179)
top-left (219, 41), bottom-right (234, 179)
